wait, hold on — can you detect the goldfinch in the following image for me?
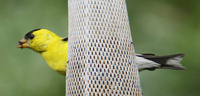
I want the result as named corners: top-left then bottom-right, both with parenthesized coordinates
top-left (18, 29), bottom-right (68, 75)
top-left (17, 29), bottom-right (185, 75)
top-left (136, 54), bottom-right (185, 71)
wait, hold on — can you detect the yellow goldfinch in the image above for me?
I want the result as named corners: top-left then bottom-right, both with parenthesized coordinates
top-left (18, 29), bottom-right (68, 75)
top-left (17, 29), bottom-right (185, 76)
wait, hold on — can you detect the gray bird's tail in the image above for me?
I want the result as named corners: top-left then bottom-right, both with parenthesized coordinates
top-left (136, 54), bottom-right (186, 71)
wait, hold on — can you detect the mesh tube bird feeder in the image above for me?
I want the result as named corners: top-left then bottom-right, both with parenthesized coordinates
top-left (66, 0), bottom-right (142, 95)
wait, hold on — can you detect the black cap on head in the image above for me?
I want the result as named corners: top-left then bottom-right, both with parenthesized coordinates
top-left (24, 28), bottom-right (41, 40)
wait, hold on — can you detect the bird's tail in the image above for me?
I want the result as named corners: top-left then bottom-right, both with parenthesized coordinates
top-left (136, 54), bottom-right (186, 71)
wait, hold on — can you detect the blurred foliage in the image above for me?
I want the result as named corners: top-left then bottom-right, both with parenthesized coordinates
top-left (127, 0), bottom-right (200, 96)
top-left (0, 0), bottom-right (199, 96)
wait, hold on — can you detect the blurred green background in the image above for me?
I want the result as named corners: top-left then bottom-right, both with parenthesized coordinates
top-left (0, 0), bottom-right (199, 96)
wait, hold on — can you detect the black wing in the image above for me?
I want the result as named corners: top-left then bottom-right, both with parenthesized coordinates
top-left (62, 37), bottom-right (68, 41)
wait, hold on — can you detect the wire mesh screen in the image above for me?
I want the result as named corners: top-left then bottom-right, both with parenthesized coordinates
top-left (66, 0), bottom-right (142, 95)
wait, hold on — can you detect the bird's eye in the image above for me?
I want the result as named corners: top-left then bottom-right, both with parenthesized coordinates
top-left (29, 34), bottom-right (35, 39)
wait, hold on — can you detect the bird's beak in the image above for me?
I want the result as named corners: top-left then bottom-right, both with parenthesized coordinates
top-left (17, 38), bottom-right (29, 49)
